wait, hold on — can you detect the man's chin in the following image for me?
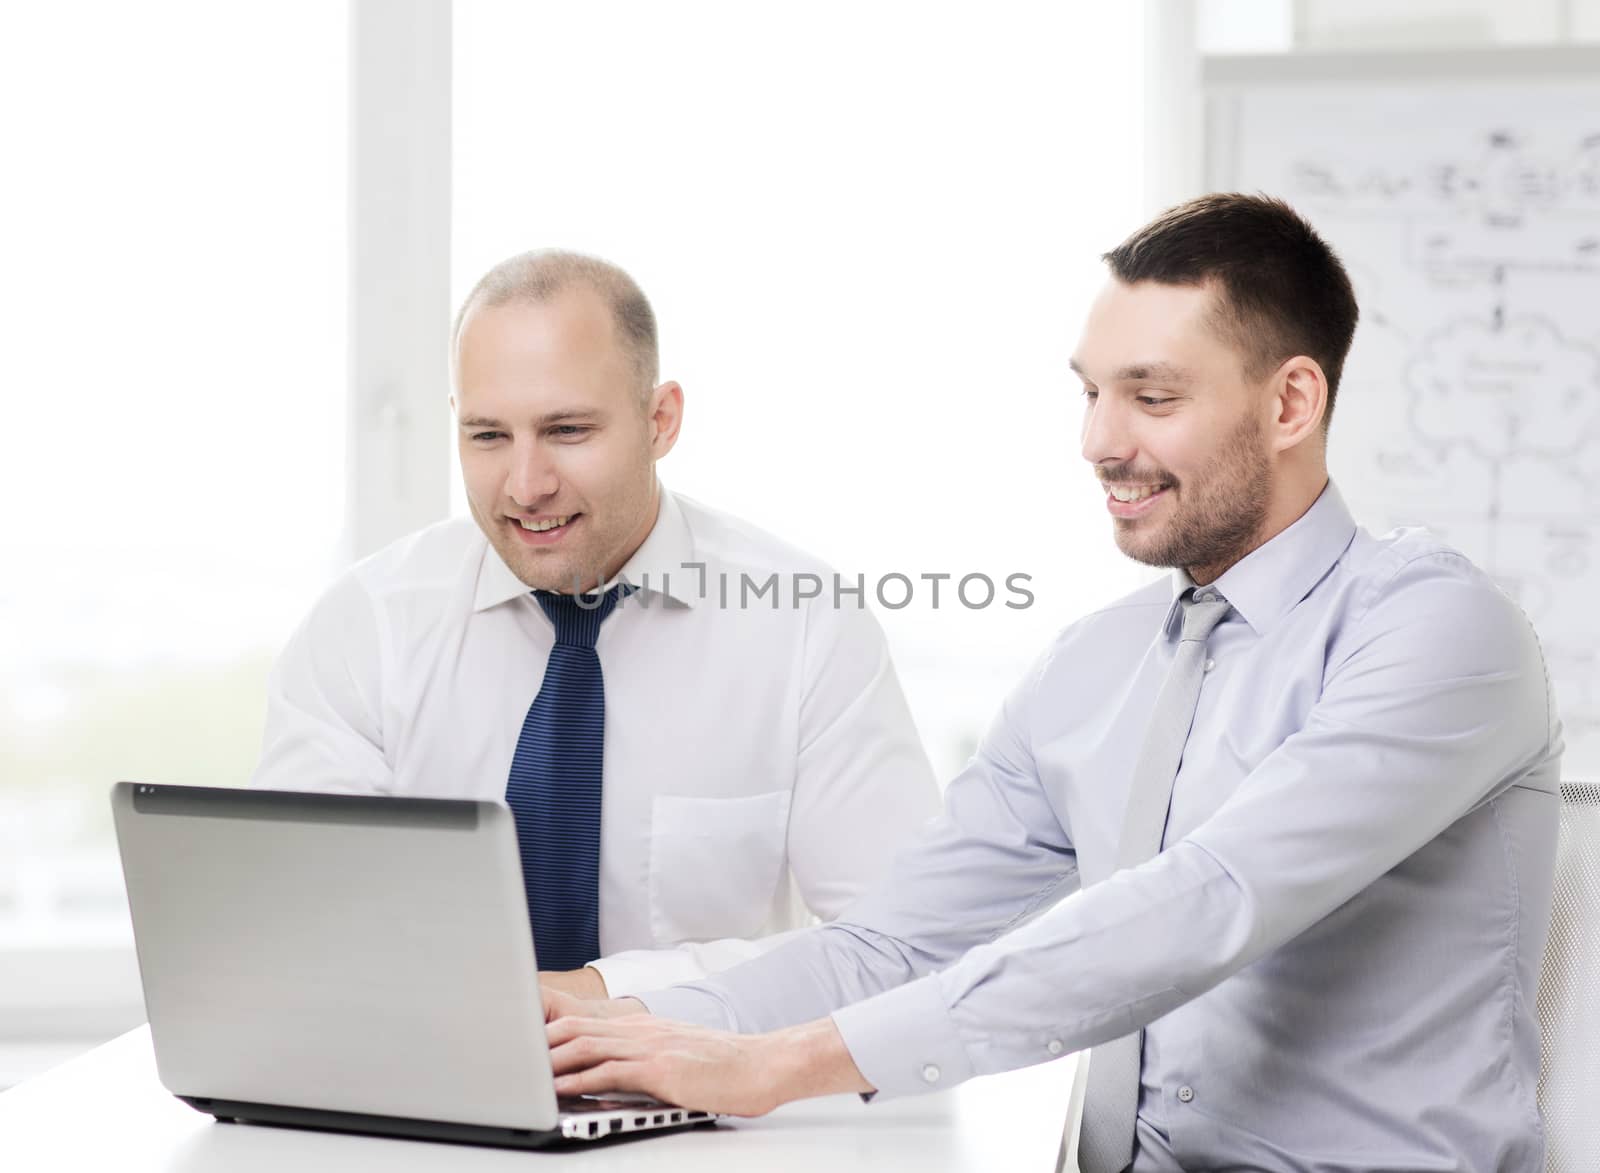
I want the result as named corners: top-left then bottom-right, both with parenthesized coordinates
top-left (533, 565), bottom-right (612, 596)
top-left (494, 542), bottom-right (583, 594)
top-left (1112, 527), bottom-right (1182, 571)
top-left (520, 565), bottom-right (592, 595)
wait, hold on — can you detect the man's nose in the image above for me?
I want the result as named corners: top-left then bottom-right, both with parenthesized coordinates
top-left (506, 439), bottom-right (559, 506)
top-left (1080, 395), bottom-right (1136, 468)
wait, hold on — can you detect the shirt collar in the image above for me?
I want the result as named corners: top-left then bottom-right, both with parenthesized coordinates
top-left (1162, 479), bottom-right (1357, 638)
top-left (473, 485), bottom-right (702, 612)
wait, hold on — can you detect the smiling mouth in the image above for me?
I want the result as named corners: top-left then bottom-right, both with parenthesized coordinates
top-left (518, 515), bottom-right (572, 532)
top-left (1104, 483), bottom-right (1171, 503)
top-left (507, 513), bottom-right (581, 543)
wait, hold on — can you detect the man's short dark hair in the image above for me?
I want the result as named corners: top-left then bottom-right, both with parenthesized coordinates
top-left (1102, 193), bottom-right (1359, 427)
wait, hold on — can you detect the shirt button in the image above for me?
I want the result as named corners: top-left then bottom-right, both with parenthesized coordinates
top-left (921, 1064), bottom-right (941, 1084)
top-left (1177, 1085), bottom-right (1195, 1103)
top-left (1047, 1039), bottom-right (1064, 1056)
top-left (1203, 658), bottom-right (1216, 672)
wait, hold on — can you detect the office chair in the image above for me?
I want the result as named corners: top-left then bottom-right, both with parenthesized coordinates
top-left (1536, 781), bottom-right (1600, 1173)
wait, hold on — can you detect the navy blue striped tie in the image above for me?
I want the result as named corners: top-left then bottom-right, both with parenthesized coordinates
top-left (506, 585), bottom-right (628, 972)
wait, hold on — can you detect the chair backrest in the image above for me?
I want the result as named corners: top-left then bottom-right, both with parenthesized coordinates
top-left (1537, 782), bottom-right (1600, 1172)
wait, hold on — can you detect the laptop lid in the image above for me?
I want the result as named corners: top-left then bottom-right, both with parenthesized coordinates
top-left (111, 782), bottom-right (560, 1131)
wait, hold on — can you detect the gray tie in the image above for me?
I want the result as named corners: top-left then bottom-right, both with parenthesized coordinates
top-left (1074, 589), bottom-right (1232, 1173)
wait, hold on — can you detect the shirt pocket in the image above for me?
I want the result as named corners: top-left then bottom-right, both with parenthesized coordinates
top-left (647, 790), bottom-right (792, 943)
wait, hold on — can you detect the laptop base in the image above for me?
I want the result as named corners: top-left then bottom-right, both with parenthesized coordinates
top-left (181, 1095), bottom-right (716, 1150)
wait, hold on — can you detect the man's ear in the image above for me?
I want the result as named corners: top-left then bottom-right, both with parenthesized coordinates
top-left (1270, 356), bottom-right (1327, 452)
top-left (647, 381), bottom-right (684, 459)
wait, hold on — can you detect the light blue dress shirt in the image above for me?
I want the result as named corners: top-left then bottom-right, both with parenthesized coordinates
top-left (643, 483), bottom-right (1563, 1172)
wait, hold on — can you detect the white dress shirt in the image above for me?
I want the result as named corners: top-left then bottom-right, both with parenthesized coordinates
top-left (251, 487), bottom-right (939, 996)
top-left (644, 483), bottom-right (1563, 1171)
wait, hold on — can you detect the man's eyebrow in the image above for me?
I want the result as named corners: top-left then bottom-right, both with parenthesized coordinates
top-left (1069, 358), bottom-right (1196, 385)
top-left (535, 409), bottom-right (604, 426)
top-left (457, 409), bottom-right (605, 429)
top-left (1109, 361), bottom-right (1197, 385)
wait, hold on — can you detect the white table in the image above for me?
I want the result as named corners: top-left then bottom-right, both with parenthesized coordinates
top-left (0, 1028), bottom-right (1082, 1172)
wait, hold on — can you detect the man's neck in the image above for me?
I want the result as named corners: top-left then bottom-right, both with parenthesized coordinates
top-left (1187, 473), bottom-right (1330, 586)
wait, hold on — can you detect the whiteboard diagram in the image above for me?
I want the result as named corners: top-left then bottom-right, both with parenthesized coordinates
top-left (1210, 65), bottom-right (1600, 774)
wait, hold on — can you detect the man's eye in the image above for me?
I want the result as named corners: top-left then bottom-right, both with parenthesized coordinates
top-left (471, 431), bottom-right (504, 442)
top-left (1138, 396), bottom-right (1173, 407)
top-left (1081, 388), bottom-right (1098, 402)
top-left (553, 425), bottom-right (590, 438)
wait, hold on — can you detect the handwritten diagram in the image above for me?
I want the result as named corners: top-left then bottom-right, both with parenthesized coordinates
top-left (1221, 78), bottom-right (1600, 772)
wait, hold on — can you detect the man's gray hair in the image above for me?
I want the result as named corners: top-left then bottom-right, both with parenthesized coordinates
top-left (453, 249), bottom-right (660, 395)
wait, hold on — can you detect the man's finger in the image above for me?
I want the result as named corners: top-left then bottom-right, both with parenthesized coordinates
top-left (546, 1014), bottom-right (657, 1046)
top-left (548, 1035), bottom-right (648, 1075)
top-left (553, 1059), bottom-right (654, 1098)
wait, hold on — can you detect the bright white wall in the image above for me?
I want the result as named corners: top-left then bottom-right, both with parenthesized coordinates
top-left (453, 1), bottom-right (1161, 774)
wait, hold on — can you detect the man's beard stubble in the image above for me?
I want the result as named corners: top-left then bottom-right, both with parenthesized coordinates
top-left (1113, 413), bottom-right (1272, 574)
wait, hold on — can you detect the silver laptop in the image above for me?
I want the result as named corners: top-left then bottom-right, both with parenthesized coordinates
top-left (110, 782), bottom-right (714, 1148)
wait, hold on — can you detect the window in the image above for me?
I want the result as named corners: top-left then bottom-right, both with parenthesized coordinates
top-left (0, 1), bottom-right (347, 1083)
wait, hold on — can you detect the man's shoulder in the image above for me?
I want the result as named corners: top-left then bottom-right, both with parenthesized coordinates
top-left (1341, 522), bottom-right (1558, 750)
top-left (1028, 575), bottom-right (1173, 682)
top-left (672, 492), bottom-right (837, 581)
top-left (297, 518), bottom-right (484, 631)
top-left (667, 491), bottom-right (897, 654)
top-left (1061, 575), bottom-right (1173, 639)
top-left (1341, 522), bottom-right (1514, 624)
top-left (345, 516), bottom-right (487, 596)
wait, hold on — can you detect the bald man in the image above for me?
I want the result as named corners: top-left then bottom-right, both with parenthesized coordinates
top-left (252, 250), bottom-right (938, 999)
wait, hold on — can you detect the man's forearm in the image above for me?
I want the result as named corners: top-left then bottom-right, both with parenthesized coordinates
top-left (766, 1017), bottom-right (875, 1103)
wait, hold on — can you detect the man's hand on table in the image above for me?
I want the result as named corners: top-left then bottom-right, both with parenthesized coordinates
top-left (544, 1010), bottom-right (875, 1117)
